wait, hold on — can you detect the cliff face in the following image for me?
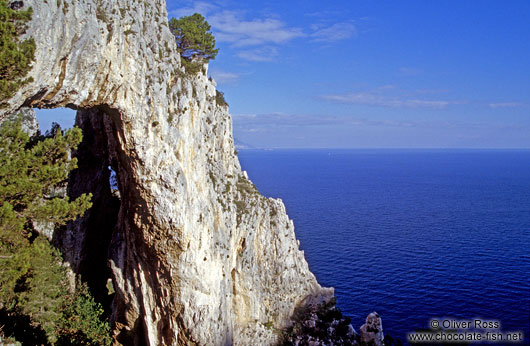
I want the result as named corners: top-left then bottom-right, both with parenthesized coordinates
top-left (0, 0), bottom-right (331, 344)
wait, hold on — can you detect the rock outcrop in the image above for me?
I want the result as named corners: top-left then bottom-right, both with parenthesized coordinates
top-left (2, 107), bottom-right (39, 136)
top-left (360, 312), bottom-right (385, 346)
top-left (0, 0), bottom-right (332, 344)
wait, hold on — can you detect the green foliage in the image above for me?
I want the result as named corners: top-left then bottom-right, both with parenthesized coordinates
top-left (236, 175), bottom-right (258, 196)
top-left (14, 237), bottom-right (67, 337)
top-left (0, 119), bottom-right (91, 308)
top-left (180, 58), bottom-right (203, 75)
top-left (0, 118), bottom-right (110, 345)
top-left (0, 238), bottom-right (111, 345)
top-left (281, 298), bottom-right (356, 345)
top-left (169, 13), bottom-right (218, 74)
top-left (0, 119), bottom-right (92, 227)
top-left (56, 282), bottom-right (112, 345)
top-left (234, 175), bottom-right (259, 225)
top-left (215, 90), bottom-right (228, 107)
top-left (0, 0), bottom-right (36, 104)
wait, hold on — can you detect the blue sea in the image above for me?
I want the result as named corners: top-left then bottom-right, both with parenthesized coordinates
top-left (238, 149), bottom-right (530, 345)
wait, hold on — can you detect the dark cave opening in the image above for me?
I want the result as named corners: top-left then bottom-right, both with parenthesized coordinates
top-left (65, 108), bottom-right (122, 318)
top-left (33, 106), bottom-right (122, 318)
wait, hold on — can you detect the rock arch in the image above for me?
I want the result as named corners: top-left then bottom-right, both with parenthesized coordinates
top-left (1, 0), bottom-right (330, 344)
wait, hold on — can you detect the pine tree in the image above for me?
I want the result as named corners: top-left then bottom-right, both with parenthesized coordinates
top-left (169, 13), bottom-right (218, 61)
top-left (0, 0), bottom-right (36, 105)
top-left (0, 119), bottom-right (90, 304)
top-left (169, 13), bottom-right (218, 74)
top-left (0, 118), bottom-right (110, 345)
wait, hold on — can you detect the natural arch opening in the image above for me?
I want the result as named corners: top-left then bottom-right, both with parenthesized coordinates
top-left (34, 108), bottom-right (76, 133)
top-left (33, 106), bottom-right (122, 317)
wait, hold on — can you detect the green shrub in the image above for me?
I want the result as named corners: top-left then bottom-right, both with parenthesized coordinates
top-left (281, 298), bottom-right (355, 345)
top-left (0, 0), bottom-right (36, 105)
top-left (56, 282), bottom-right (112, 345)
top-left (180, 58), bottom-right (203, 75)
top-left (216, 90), bottom-right (228, 107)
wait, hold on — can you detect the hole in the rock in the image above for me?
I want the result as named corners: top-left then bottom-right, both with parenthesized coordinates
top-left (32, 107), bottom-right (120, 317)
top-left (34, 107), bottom-right (76, 132)
top-left (108, 165), bottom-right (119, 192)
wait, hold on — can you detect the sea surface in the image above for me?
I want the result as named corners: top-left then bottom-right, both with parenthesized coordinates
top-left (238, 149), bottom-right (530, 345)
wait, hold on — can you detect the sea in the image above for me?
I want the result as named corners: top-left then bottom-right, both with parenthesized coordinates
top-left (238, 149), bottom-right (530, 345)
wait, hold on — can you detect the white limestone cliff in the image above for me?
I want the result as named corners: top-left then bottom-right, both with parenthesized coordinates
top-left (0, 0), bottom-right (332, 344)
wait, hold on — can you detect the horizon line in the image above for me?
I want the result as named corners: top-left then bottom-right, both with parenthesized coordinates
top-left (237, 147), bottom-right (530, 151)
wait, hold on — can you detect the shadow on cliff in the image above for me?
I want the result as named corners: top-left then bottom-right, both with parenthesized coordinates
top-left (51, 107), bottom-right (120, 318)
top-left (44, 105), bottom-right (178, 346)
top-left (0, 308), bottom-right (49, 346)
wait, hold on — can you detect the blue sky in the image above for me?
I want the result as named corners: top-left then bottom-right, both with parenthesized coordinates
top-left (38, 0), bottom-right (530, 148)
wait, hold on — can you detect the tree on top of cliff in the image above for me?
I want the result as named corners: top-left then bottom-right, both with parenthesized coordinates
top-left (169, 13), bottom-right (218, 63)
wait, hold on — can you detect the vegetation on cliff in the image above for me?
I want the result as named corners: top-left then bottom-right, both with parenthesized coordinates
top-left (0, 0), bottom-right (36, 106)
top-left (281, 298), bottom-right (403, 346)
top-left (281, 298), bottom-right (356, 345)
top-left (169, 13), bottom-right (218, 74)
top-left (169, 13), bottom-right (218, 62)
top-left (0, 118), bottom-right (110, 345)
